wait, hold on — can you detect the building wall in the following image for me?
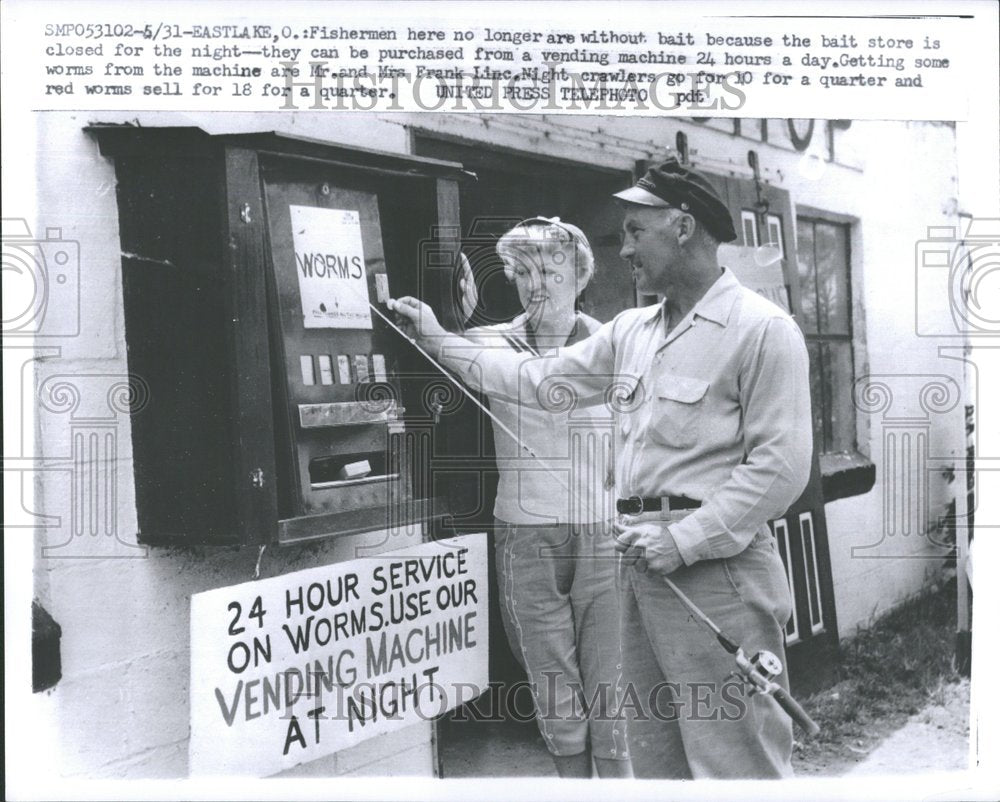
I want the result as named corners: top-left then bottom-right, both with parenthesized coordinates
top-left (805, 121), bottom-right (965, 631)
top-left (29, 112), bottom-right (431, 779)
top-left (30, 111), bottom-right (964, 777)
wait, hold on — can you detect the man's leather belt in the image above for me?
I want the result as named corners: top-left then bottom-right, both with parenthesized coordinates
top-left (616, 495), bottom-right (701, 515)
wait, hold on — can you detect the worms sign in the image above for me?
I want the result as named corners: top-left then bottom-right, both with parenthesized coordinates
top-left (190, 534), bottom-right (488, 776)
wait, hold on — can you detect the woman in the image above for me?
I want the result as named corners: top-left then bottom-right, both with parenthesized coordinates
top-left (462, 217), bottom-right (631, 778)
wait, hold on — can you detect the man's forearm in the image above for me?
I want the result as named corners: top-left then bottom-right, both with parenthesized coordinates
top-left (433, 333), bottom-right (533, 400)
top-left (426, 322), bottom-right (617, 409)
top-left (667, 446), bottom-right (811, 564)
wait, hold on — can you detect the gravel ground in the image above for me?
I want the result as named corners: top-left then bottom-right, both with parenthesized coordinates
top-left (845, 678), bottom-right (970, 775)
top-left (792, 677), bottom-right (971, 776)
top-left (440, 678), bottom-right (971, 778)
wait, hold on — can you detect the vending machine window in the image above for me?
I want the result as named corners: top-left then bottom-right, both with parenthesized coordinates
top-left (90, 126), bottom-right (472, 546)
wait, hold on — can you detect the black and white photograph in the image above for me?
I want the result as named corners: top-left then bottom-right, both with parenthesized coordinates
top-left (3, 2), bottom-right (998, 800)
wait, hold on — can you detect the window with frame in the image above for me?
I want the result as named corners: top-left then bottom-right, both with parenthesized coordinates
top-left (741, 209), bottom-right (786, 259)
top-left (796, 216), bottom-right (855, 454)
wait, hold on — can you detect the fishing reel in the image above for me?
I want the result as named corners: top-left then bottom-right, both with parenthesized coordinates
top-left (727, 647), bottom-right (820, 736)
top-left (729, 648), bottom-right (783, 693)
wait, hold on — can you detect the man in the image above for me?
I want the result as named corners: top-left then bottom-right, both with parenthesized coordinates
top-left (390, 158), bottom-right (812, 778)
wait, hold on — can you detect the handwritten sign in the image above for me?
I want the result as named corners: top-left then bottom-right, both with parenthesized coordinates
top-left (290, 205), bottom-right (373, 329)
top-left (189, 534), bottom-right (488, 776)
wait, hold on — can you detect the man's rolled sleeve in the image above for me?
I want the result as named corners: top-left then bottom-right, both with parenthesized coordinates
top-left (668, 316), bottom-right (813, 563)
top-left (666, 516), bottom-right (711, 565)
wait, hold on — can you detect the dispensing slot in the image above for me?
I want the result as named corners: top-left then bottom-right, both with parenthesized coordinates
top-left (309, 451), bottom-right (397, 489)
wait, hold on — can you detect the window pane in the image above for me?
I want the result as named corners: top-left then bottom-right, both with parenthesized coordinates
top-left (796, 220), bottom-right (818, 334)
top-left (805, 339), bottom-right (827, 451)
top-left (766, 214), bottom-right (785, 258)
top-left (800, 513), bottom-right (825, 633)
top-left (773, 520), bottom-right (799, 642)
top-left (824, 340), bottom-right (857, 453)
top-left (814, 222), bottom-right (850, 335)
top-left (741, 210), bottom-right (759, 247)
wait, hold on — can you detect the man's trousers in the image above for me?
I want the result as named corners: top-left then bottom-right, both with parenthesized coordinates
top-left (620, 525), bottom-right (795, 779)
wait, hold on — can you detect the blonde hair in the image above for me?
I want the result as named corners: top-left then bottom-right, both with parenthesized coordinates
top-left (496, 219), bottom-right (595, 292)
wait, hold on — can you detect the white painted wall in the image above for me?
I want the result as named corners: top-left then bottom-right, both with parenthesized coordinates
top-left (30, 111), bottom-right (964, 777)
top-left (29, 112), bottom-right (431, 779)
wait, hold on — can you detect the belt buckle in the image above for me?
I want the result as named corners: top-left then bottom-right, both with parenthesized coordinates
top-left (628, 495), bottom-right (643, 514)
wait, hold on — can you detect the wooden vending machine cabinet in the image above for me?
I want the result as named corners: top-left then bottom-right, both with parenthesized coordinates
top-left (92, 126), bottom-right (468, 546)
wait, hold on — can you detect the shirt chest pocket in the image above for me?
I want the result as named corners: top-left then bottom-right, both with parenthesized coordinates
top-left (647, 373), bottom-right (710, 449)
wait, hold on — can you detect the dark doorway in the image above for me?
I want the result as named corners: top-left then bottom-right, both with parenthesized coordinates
top-left (414, 134), bottom-right (634, 775)
top-left (414, 134), bottom-right (635, 327)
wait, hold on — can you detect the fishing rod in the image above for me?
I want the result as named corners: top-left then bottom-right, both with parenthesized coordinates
top-left (658, 571), bottom-right (820, 735)
top-left (370, 299), bottom-right (554, 469)
top-left (362, 279), bottom-right (820, 735)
